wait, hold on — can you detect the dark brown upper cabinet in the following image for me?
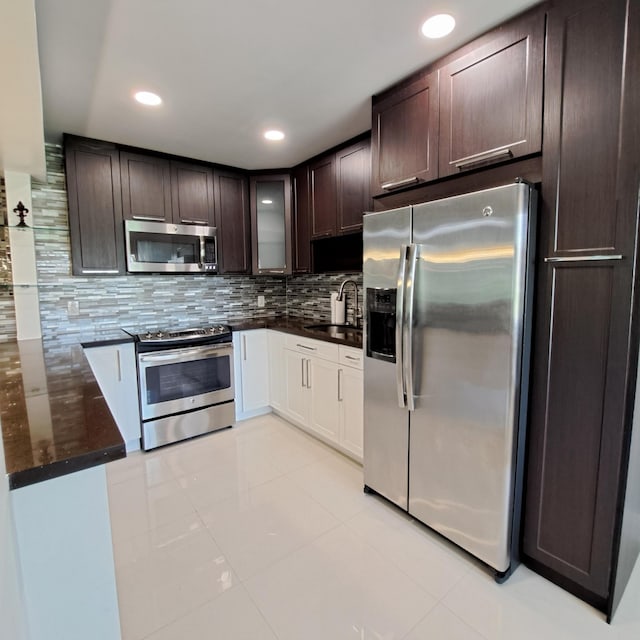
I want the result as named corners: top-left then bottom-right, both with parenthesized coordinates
top-left (523, 0), bottom-right (639, 612)
top-left (309, 154), bottom-right (337, 239)
top-left (170, 161), bottom-right (215, 226)
top-left (438, 10), bottom-right (544, 177)
top-left (64, 136), bottom-right (125, 276)
top-left (292, 164), bottom-right (311, 273)
top-left (215, 169), bottom-right (251, 274)
top-left (120, 152), bottom-right (172, 222)
top-left (250, 174), bottom-right (292, 275)
top-left (371, 72), bottom-right (439, 197)
top-left (336, 137), bottom-right (371, 234)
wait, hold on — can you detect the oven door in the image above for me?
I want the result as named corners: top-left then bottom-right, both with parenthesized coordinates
top-left (138, 343), bottom-right (234, 421)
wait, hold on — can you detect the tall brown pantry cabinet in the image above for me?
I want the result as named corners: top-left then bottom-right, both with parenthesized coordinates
top-left (522, 0), bottom-right (640, 618)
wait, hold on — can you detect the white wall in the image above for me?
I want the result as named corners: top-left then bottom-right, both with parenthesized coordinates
top-left (0, 430), bottom-right (29, 640)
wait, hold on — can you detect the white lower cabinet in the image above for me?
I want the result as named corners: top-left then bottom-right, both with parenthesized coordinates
top-left (277, 333), bottom-right (363, 462)
top-left (83, 342), bottom-right (141, 451)
top-left (268, 330), bottom-right (286, 411)
top-left (233, 329), bottom-right (271, 420)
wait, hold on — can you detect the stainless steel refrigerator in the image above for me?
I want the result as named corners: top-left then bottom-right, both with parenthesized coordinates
top-left (363, 181), bottom-right (536, 580)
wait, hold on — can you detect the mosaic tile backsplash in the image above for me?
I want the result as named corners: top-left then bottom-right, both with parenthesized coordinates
top-left (18, 144), bottom-right (362, 345)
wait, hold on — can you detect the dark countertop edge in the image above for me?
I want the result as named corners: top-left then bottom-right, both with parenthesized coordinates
top-left (228, 318), bottom-right (363, 349)
top-left (8, 442), bottom-right (126, 491)
top-left (80, 333), bottom-right (135, 349)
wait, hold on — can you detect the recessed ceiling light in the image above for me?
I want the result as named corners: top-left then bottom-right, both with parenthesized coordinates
top-left (421, 14), bottom-right (456, 39)
top-left (134, 91), bottom-right (162, 106)
top-left (261, 199), bottom-right (273, 204)
top-left (264, 130), bottom-right (285, 141)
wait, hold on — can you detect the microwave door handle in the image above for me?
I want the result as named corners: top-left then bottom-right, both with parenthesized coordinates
top-left (404, 244), bottom-right (418, 412)
top-left (396, 246), bottom-right (409, 408)
top-left (199, 237), bottom-right (206, 269)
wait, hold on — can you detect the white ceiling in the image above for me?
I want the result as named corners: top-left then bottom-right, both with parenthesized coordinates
top-left (34, 0), bottom-right (540, 170)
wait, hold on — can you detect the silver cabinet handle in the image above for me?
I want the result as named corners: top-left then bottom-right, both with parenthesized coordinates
top-left (544, 254), bottom-right (623, 263)
top-left (381, 176), bottom-right (419, 191)
top-left (404, 244), bottom-right (419, 412)
top-left (396, 246), bottom-right (409, 408)
top-left (82, 269), bottom-right (119, 274)
top-left (297, 343), bottom-right (317, 351)
top-left (344, 355), bottom-right (360, 361)
top-left (116, 349), bottom-right (122, 383)
top-left (338, 369), bottom-right (343, 401)
top-left (454, 148), bottom-right (513, 170)
top-left (132, 215), bottom-right (166, 222)
top-left (242, 335), bottom-right (247, 361)
top-left (301, 357), bottom-right (305, 388)
top-left (306, 359), bottom-right (311, 389)
top-left (180, 219), bottom-right (207, 225)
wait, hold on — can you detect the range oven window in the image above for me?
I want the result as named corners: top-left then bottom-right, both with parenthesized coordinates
top-left (145, 355), bottom-right (231, 405)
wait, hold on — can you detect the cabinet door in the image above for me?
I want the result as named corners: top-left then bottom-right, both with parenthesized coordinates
top-left (285, 349), bottom-right (309, 425)
top-left (309, 356), bottom-right (340, 443)
top-left (84, 343), bottom-right (140, 449)
top-left (310, 155), bottom-right (337, 239)
top-left (120, 152), bottom-right (172, 222)
top-left (371, 72), bottom-right (438, 197)
top-left (522, 0), bottom-right (637, 608)
top-left (170, 161), bottom-right (215, 226)
top-left (336, 138), bottom-right (371, 234)
top-left (64, 137), bottom-right (125, 276)
top-left (216, 170), bottom-right (251, 274)
top-left (250, 174), bottom-right (292, 275)
top-left (292, 164), bottom-right (311, 273)
top-left (268, 331), bottom-right (286, 411)
top-left (438, 10), bottom-right (544, 177)
top-left (339, 365), bottom-right (363, 460)
top-left (238, 330), bottom-right (270, 413)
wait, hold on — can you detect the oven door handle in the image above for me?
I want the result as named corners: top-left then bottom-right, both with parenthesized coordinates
top-left (139, 344), bottom-right (231, 363)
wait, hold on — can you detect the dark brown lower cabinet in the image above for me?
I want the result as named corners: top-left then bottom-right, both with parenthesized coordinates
top-left (522, 0), bottom-right (640, 616)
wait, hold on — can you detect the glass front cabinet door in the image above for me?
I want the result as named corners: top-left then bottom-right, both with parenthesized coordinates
top-left (250, 174), bottom-right (292, 275)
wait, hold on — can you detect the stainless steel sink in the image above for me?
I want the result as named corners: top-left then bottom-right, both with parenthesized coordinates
top-left (304, 323), bottom-right (362, 334)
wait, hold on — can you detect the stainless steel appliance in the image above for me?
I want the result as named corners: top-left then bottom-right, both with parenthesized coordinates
top-left (125, 219), bottom-right (218, 273)
top-left (133, 325), bottom-right (234, 450)
top-left (363, 181), bottom-right (536, 580)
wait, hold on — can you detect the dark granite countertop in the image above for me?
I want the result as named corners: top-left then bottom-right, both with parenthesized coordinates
top-left (0, 339), bottom-right (125, 490)
top-left (228, 316), bottom-right (363, 349)
top-left (78, 328), bottom-right (135, 349)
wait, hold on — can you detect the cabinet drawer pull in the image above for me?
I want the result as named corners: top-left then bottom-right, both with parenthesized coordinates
top-left (454, 148), bottom-right (513, 170)
top-left (344, 355), bottom-right (360, 361)
top-left (544, 255), bottom-right (623, 263)
top-left (381, 176), bottom-right (419, 191)
top-left (131, 215), bottom-right (166, 222)
top-left (297, 344), bottom-right (317, 351)
top-left (180, 219), bottom-right (207, 225)
top-left (81, 269), bottom-right (119, 274)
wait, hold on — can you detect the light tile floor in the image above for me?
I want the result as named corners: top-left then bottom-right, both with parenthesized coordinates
top-left (107, 414), bottom-right (640, 639)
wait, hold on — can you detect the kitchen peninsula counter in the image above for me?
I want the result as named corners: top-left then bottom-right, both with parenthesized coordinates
top-left (0, 337), bottom-right (127, 490)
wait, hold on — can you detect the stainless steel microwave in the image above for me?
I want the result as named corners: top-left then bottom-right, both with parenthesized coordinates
top-left (125, 220), bottom-right (218, 274)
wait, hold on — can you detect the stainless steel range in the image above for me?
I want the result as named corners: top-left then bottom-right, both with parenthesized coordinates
top-left (133, 324), bottom-right (235, 450)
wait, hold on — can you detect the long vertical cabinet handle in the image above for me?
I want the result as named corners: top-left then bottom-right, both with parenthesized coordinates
top-left (404, 244), bottom-right (418, 412)
top-left (395, 246), bottom-right (410, 408)
top-left (116, 349), bottom-right (122, 383)
top-left (242, 335), bottom-right (247, 361)
top-left (338, 369), bottom-right (343, 401)
top-left (301, 358), bottom-right (305, 388)
top-left (306, 359), bottom-right (311, 389)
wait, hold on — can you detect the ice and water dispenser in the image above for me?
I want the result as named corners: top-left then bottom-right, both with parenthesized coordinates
top-left (366, 288), bottom-right (397, 362)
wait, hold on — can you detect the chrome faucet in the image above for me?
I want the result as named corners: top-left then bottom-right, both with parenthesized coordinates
top-left (337, 279), bottom-right (361, 328)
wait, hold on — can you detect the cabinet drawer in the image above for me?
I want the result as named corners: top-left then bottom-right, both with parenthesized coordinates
top-left (339, 346), bottom-right (363, 369)
top-left (285, 334), bottom-right (339, 361)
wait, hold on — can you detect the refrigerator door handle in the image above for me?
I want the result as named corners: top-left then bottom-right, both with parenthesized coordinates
top-left (395, 246), bottom-right (410, 408)
top-left (404, 243), bottom-right (418, 411)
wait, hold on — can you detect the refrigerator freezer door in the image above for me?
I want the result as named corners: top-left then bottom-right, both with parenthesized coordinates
top-left (408, 182), bottom-right (532, 572)
top-left (363, 207), bottom-right (412, 509)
